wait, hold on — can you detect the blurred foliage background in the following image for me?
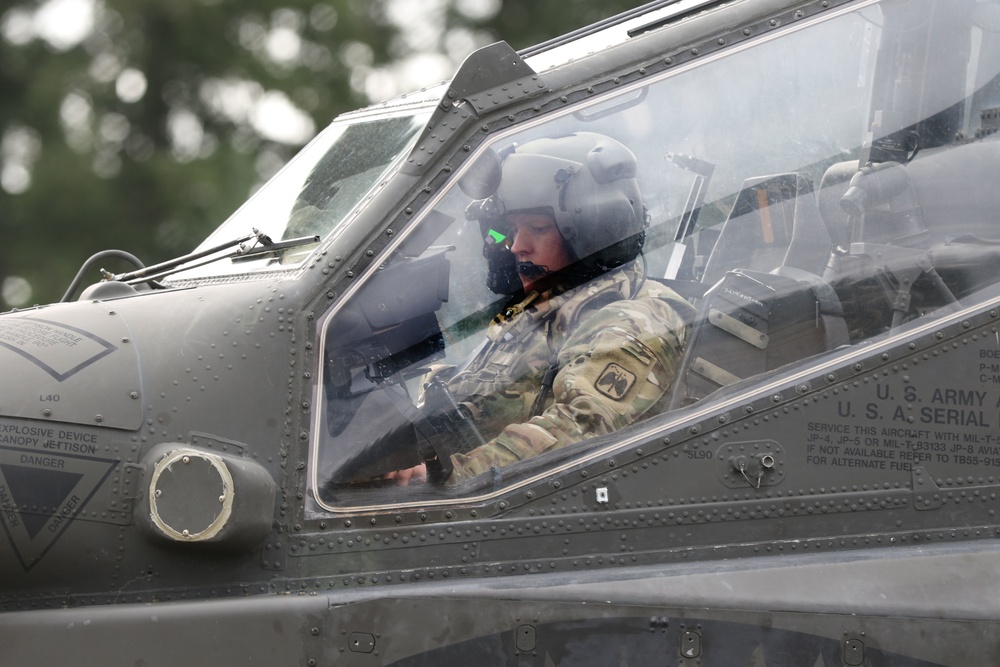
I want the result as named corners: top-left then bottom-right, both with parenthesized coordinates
top-left (0, 0), bottom-right (642, 308)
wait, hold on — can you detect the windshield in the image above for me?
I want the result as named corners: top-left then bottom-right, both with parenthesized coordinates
top-left (310, 0), bottom-right (1000, 510)
top-left (169, 111), bottom-right (431, 280)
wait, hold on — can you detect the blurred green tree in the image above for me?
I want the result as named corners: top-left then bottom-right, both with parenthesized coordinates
top-left (0, 0), bottom-right (640, 307)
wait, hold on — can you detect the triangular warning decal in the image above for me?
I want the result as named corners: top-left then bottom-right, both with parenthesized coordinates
top-left (0, 445), bottom-right (117, 571)
top-left (0, 464), bottom-right (83, 538)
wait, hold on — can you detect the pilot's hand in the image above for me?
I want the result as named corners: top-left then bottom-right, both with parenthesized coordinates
top-left (385, 463), bottom-right (427, 486)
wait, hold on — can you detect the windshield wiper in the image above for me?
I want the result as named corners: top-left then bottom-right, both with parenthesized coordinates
top-left (111, 229), bottom-right (263, 286)
top-left (63, 230), bottom-right (323, 301)
top-left (112, 230), bottom-right (318, 286)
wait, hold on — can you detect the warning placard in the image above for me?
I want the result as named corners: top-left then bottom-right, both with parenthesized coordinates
top-left (0, 317), bottom-right (116, 381)
top-left (0, 445), bottom-right (117, 571)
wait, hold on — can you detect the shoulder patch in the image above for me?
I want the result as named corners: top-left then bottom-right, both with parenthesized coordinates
top-left (595, 362), bottom-right (637, 401)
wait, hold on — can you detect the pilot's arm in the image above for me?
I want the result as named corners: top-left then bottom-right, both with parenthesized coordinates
top-left (447, 288), bottom-right (692, 481)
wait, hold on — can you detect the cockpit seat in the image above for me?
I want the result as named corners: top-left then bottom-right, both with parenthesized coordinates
top-left (701, 173), bottom-right (824, 285)
top-left (668, 169), bottom-right (849, 408)
top-left (668, 267), bottom-right (849, 408)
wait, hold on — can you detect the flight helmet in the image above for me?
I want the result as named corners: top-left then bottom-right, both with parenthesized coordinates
top-left (464, 132), bottom-right (647, 294)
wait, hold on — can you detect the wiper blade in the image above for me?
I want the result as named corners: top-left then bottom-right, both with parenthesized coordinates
top-left (230, 235), bottom-right (320, 263)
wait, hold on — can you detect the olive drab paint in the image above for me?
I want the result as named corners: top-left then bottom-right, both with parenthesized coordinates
top-left (3, 0), bottom-right (1000, 664)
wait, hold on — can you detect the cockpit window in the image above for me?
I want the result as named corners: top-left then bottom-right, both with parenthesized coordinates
top-left (311, 0), bottom-right (1000, 510)
top-left (171, 112), bottom-right (429, 280)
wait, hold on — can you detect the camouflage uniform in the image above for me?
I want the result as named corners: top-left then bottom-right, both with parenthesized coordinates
top-left (443, 262), bottom-right (693, 482)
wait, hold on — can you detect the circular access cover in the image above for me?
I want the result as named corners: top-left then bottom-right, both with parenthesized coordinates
top-left (148, 449), bottom-right (234, 541)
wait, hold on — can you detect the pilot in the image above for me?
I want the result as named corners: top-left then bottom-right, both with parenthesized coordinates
top-left (390, 132), bottom-right (693, 485)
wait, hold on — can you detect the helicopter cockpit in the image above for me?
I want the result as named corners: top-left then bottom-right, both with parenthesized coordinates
top-left (307, 0), bottom-right (1000, 511)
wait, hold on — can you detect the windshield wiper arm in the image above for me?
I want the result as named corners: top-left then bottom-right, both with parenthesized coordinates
top-left (111, 229), bottom-right (264, 286)
top-left (101, 230), bottom-right (320, 288)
